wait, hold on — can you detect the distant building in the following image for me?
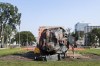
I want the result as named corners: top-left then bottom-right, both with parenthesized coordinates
top-left (84, 26), bottom-right (100, 33)
top-left (75, 22), bottom-right (88, 45)
top-left (75, 22), bottom-right (88, 32)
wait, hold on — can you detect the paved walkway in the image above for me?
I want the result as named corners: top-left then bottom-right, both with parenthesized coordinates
top-left (0, 48), bottom-right (7, 50)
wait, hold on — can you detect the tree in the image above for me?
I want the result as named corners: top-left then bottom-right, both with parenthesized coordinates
top-left (95, 29), bottom-right (100, 46)
top-left (0, 2), bottom-right (21, 47)
top-left (87, 28), bottom-right (100, 47)
top-left (87, 32), bottom-right (95, 46)
top-left (15, 31), bottom-right (36, 46)
top-left (71, 32), bottom-right (78, 48)
top-left (4, 25), bottom-right (17, 44)
top-left (71, 31), bottom-right (78, 41)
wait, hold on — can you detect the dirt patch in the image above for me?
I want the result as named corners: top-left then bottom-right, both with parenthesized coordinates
top-left (0, 51), bottom-right (36, 61)
top-left (83, 54), bottom-right (100, 60)
top-left (0, 55), bottom-right (33, 61)
top-left (69, 48), bottom-right (85, 51)
top-left (65, 50), bottom-right (100, 61)
top-left (64, 54), bottom-right (100, 62)
top-left (0, 51), bottom-right (100, 61)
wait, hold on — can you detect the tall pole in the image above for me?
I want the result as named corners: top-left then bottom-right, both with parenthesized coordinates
top-left (1, 23), bottom-right (4, 48)
top-left (19, 23), bottom-right (20, 47)
top-left (27, 33), bottom-right (28, 46)
top-left (7, 32), bottom-right (8, 48)
top-left (6, 25), bottom-right (8, 48)
top-left (0, 24), bottom-right (2, 48)
top-left (26, 33), bottom-right (28, 51)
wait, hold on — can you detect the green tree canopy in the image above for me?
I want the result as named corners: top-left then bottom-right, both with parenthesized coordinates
top-left (87, 28), bottom-right (100, 46)
top-left (15, 31), bottom-right (36, 46)
top-left (0, 2), bottom-right (21, 31)
top-left (87, 32), bottom-right (95, 46)
top-left (71, 31), bottom-right (79, 41)
top-left (0, 2), bottom-right (21, 47)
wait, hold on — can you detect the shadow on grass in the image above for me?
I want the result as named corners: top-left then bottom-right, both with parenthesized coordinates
top-left (12, 51), bottom-right (47, 61)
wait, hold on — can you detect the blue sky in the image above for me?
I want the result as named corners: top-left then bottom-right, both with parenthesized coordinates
top-left (1, 0), bottom-right (100, 37)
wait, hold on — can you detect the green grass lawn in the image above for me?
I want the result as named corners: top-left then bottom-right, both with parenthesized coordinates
top-left (0, 61), bottom-right (100, 66)
top-left (0, 48), bottom-right (100, 66)
top-left (0, 48), bottom-right (27, 56)
top-left (76, 48), bottom-right (100, 55)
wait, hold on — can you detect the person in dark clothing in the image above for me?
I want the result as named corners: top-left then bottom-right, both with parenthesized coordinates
top-left (66, 41), bottom-right (70, 49)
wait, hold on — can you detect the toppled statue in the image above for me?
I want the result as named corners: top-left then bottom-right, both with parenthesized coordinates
top-left (38, 27), bottom-right (68, 55)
